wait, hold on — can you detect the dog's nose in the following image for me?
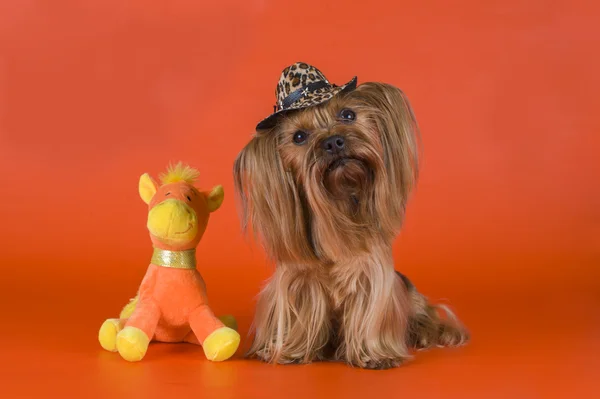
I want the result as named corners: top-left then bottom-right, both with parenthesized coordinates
top-left (321, 135), bottom-right (345, 154)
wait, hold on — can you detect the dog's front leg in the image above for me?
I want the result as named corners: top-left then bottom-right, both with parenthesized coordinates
top-left (247, 265), bottom-right (332, 364)
top-left (331, 251), bottom-right (412, 369)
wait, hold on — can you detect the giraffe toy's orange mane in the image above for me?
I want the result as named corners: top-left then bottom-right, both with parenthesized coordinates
top-left (159, 162), bottom-right (201, 186)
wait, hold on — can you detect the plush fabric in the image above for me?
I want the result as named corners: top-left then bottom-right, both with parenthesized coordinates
top-left (98, 163), bottom-right (240, 362)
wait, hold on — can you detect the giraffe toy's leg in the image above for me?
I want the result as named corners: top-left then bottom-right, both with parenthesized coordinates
top-left (189, 305), bottom-right (240, 361)
top-left (116, 299), bottom-right (161, 362)
top-left (183, 315), bottom-right (239, 345)
top-left (99, 295), bottom-right (140, 352)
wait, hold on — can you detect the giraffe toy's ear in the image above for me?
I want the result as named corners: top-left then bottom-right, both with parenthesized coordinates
top-left (206, 185), bottom-right (224, 213)
top-left (139, 173), bottom-right (158, 204)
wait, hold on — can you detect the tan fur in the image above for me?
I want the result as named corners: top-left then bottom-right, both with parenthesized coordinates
top-left (407, 289), bottom-right (470, 350)
top-left (235, 82), bottom-right (468, 369)
top-left (247, 265), bottom-right (331, 364)
top-left (329, 248), bottom-right (412, 368)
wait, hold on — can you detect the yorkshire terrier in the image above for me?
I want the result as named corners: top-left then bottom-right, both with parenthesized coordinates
top-left (234, 62), bottom-right (469, 369)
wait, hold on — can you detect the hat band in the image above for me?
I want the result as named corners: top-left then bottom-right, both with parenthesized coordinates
top-left (279, 80), bottom-right (331, 111)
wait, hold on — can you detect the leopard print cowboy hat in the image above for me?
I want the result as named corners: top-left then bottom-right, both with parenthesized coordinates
top-left (256, 62), bottom-right (357, 130)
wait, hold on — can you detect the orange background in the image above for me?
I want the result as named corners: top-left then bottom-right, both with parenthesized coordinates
top-left (0, 0), bottom-right (598, 398)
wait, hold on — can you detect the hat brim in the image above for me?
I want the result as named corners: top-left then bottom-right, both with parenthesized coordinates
top-left (256, 76), bottom-right (358, 131)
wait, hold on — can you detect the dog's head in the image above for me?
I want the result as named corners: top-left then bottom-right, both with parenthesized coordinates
top-left (234, 83), bottom-right (419, 262)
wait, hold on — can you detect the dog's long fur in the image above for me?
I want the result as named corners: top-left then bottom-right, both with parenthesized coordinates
top-left (234, 82), bottom-right (469, 369)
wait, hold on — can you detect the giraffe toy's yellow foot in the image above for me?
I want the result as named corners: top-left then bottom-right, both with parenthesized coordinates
top-left (98, 319), bottom-right (123, 352)
top-left (116, 326), bottom-right (150, 362)
top-left (202, 327), bottom-right (240, 362)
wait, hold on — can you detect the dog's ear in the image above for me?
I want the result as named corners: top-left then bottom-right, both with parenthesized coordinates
top-left (234, 132), bottom-right (315, 262)
top-left (353, 82), bottom-right (420, 233)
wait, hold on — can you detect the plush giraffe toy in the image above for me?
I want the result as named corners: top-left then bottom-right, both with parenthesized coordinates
top-left (98, 163), bottom-right (240, 362)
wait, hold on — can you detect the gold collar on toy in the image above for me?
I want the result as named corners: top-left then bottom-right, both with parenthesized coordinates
top-left (151, 248), bottom-right (197, 269)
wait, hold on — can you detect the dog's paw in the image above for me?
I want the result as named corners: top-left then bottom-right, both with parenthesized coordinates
top-left (362, 358), bottom-right (404, 370)
top-left (437, 323), bottom-right (470, 348)
top-left (249, 347), bottom-right (319, 365)
top-left (408, 314), bottom-right (470, 350)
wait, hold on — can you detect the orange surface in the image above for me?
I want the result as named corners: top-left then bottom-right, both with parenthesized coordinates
top-left (1, 1), bottom-right (599, 398)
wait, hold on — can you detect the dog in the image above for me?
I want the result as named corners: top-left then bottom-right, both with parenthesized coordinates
top-left (234, 62), bottom-right (469, 369)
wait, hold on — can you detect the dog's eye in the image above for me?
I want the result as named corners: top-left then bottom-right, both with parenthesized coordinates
top-left (292, 130), bottom-right (308, 145)
top-left (339, 109), bottom-right (356, 122)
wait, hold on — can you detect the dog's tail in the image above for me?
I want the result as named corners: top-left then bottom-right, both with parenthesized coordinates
top-left (397, 272), bottom-right (470, 349)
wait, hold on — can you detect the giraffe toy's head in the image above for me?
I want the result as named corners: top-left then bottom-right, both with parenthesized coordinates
top-left (138, 162), bottom-right (224, 251)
